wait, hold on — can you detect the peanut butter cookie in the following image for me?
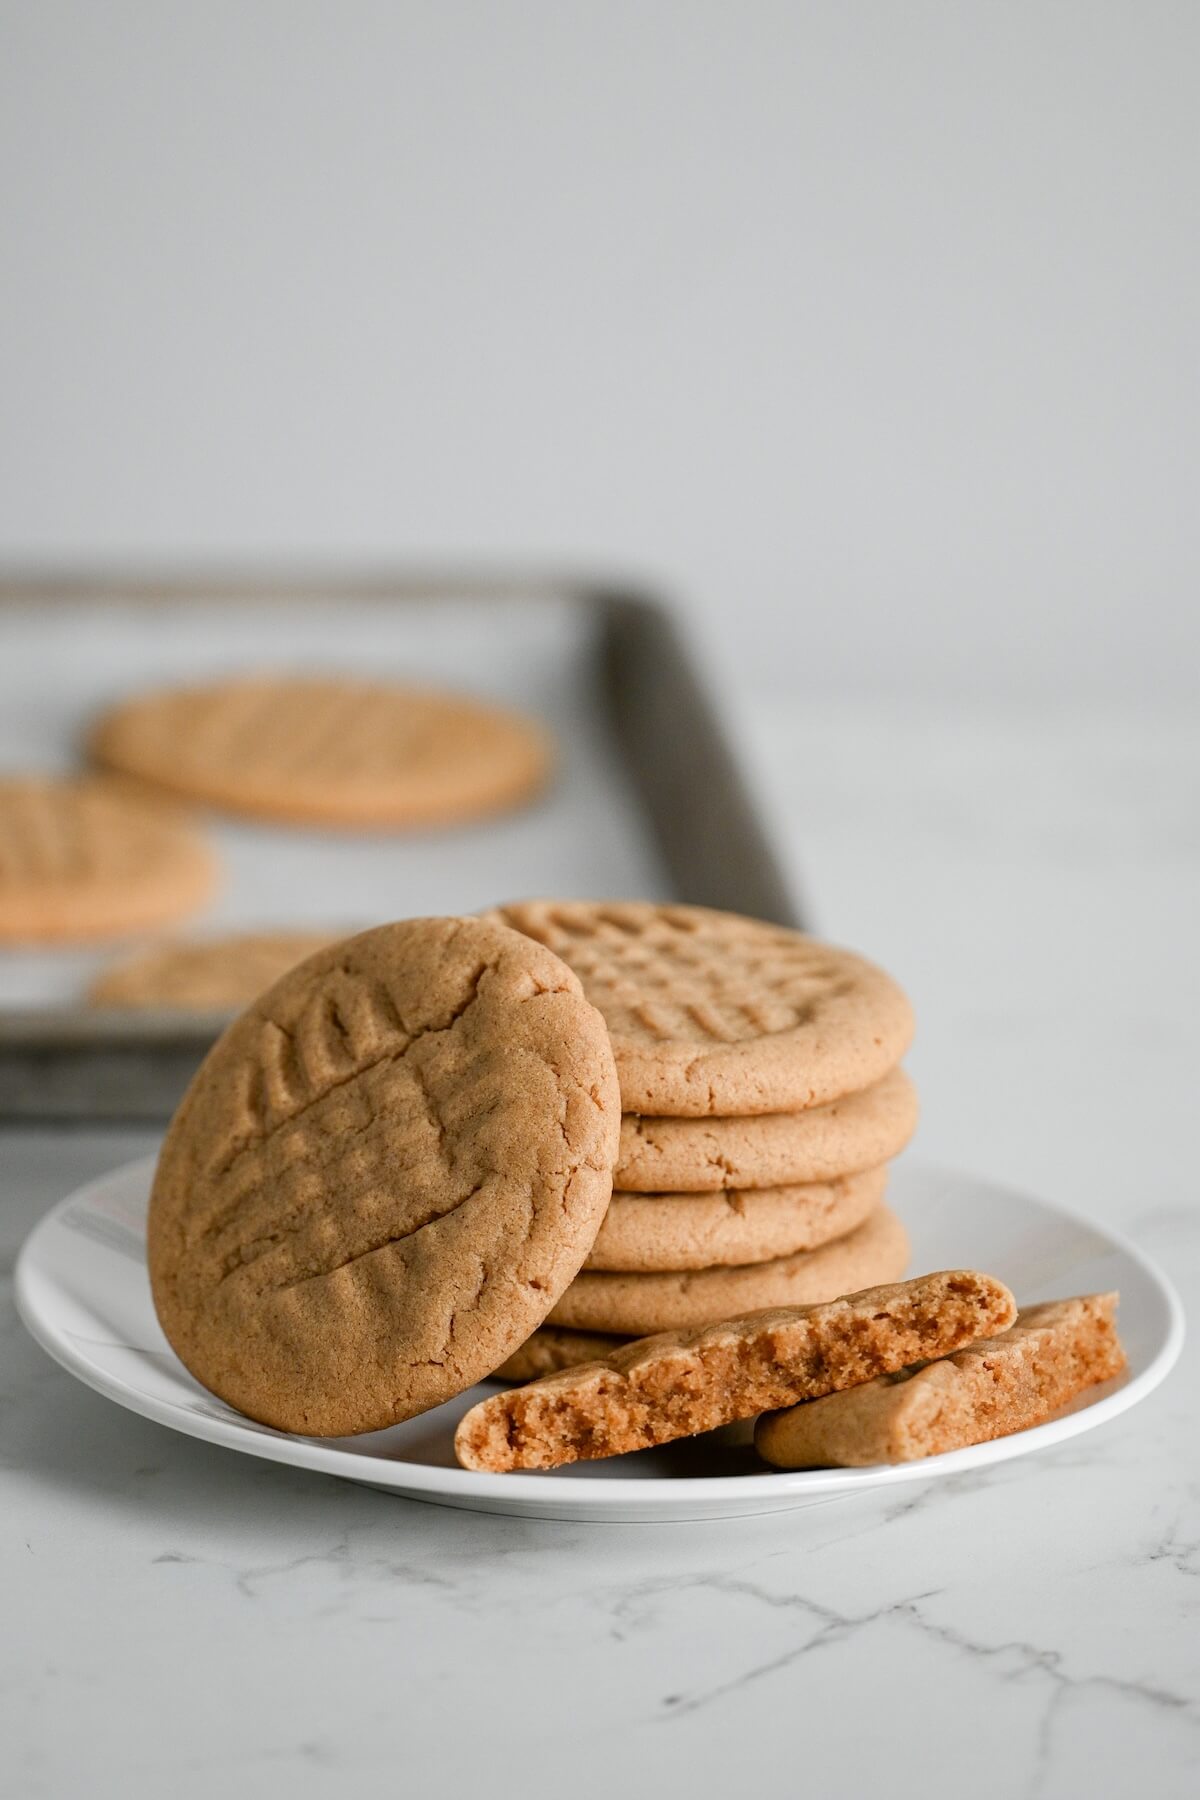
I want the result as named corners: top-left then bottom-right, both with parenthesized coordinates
top-left (456, 1270), bottom-right (1017, 1471)
top-left (547, 1203), bottom-right (909, 1335)
top-left (0, 775), bottom-right (216, 944)
top-left (89, 931), bottom-right (339, 1010)
top-left (148, 916), bottom-right (620, 1435)
top-left (493, 1326), bottom-right (628, 1384)
top-left (585, 1165), bottom-right (886, 1272)
top-left (488, 902), bottom-right (913, 1116)
top-left (755, 1294), bottom-right (1125, 1467)
top-left (615, 1068), bottom-right (918, 1191)
top-left (90, 675), bottom-right (551, 829)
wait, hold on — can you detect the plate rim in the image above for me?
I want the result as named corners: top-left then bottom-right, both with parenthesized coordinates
top-left (14, 1155), bottom-right (1187, 1516)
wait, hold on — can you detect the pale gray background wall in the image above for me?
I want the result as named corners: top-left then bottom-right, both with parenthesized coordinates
top-left (1, 1), bottom-right (1195, 699)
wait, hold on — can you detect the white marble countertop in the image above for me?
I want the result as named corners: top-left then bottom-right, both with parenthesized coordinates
top-left (3, 694), bottom-right (1198, 1799)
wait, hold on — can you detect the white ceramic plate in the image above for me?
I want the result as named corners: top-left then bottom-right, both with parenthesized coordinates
top-left (15, 1156), bottom-right (1183, 1522)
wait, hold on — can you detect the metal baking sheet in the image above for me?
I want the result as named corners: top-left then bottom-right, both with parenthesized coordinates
top-left (0, 570), bottom-right (799, 1118)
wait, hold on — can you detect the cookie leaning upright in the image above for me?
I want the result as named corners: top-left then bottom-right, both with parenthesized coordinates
top-left (0, 775), bottom-right (217, 943)
top-left (89, 675), bottom-right (551, 829)
top-left (147, 917), bottom-right (620, 1435)
top-left (487, 901), bottom-right (914, 1115)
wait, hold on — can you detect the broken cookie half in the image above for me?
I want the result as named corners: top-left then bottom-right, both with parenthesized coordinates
top-left (755, 1292), bottom-right (1125, 1468)
top-left (454, 1269), bottom-right (1016, 1472)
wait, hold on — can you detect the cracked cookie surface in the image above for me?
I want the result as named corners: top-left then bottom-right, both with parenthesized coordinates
top-left (148, 916), bottom-right (620, 1434)
top-left (489, 901), bottom-right (914, 1116)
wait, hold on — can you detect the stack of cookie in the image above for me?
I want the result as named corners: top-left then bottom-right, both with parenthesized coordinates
top-left (143, 903), bottom-right (919, 1441)
top-left (486, 902), bottom-right (918, 1374)
top-left (139, 901), bottom-right (1127, 1471)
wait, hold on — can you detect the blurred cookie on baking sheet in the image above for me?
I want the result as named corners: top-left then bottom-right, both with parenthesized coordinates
top-left (0, 774), bottom-right (217, 945)
top-left (88, 674), bottom-right (553, 830)
top-left (87, 930), bottom-right (343, 1011)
